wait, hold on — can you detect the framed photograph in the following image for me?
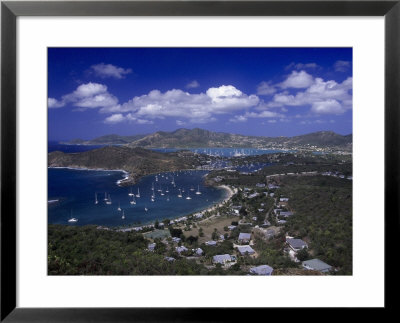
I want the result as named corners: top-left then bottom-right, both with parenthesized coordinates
top-left (1, 0), bottom-right (398, 320)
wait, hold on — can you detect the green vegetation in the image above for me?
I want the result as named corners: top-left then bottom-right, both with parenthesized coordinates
top-left (48, 225), bottom-right (204, 275)
top-left (278, 176), bottom-right (352, 274)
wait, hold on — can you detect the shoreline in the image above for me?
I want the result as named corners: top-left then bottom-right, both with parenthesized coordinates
top-left (48, 166), bottom-right (130, 185)
top-left (113, 184), bottom-right (235, 231)
top-left (201, 185), bottom-right (235, 215)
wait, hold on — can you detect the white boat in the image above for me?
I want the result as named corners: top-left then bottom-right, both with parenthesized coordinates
top-left (145, 206), bottom-right (148, 212)
top-left (160, 189), bottom-right (165, 196)
top-left (117, 201), bottom-right (121, 211)
top-left (121, 210), bottom-right (125, 220)
top-left (106, 194), bottom-right (112, 205)
top-left (177, 189), bottom-right (182, 198)
top-left (195, 185), bottom-right (202, 195)
top-left (136, 188), bottom-right (140, 198)
top-left (68, 211), bottom-right (78, 223)
top-left (190, 186), bottom-right (195, 191)
top-left (165, 187), bottom-right (169, 193)
top-left (128, 187), bottom-right (134, 196)
top-left (95, 193), bottom-right (98, 204)
top-left (130, 195), bottom-right (136, 205)
top-left (186, 192), bottom-right (192, 200)
top-left (104, 192), bottom-right (108, 201)
top-left (166, 196), bottom-right (170, 202)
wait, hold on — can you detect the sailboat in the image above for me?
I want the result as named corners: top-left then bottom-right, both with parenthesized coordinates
top-left (144, 205), bottom-right (148, 212)
top-left (136, 188), bottom-right (141, 198)
top-left (130, 195), bottom-right (136, 205)
top-left (106, 194), bottom-right (112, 205)
top-left (166, 196), bottom-right (170, 202)
top-left (165, 187), bottom-right (169, 193)
top-left (121, 210), bottom-right (125, 220)
top-left (160, 188), bottom-right (165, 196)
top-left (117, 201), bottom-right (121, 211)
top-left (186, 191), bottom-right (192, 200)
top-left (68, 210), bottom-right (78, 223)
top-left (190, 186), bottom-right (195, 191)
top-left (95, 193), bottom-right (98, 204)
top-left (128, 187), bottom-right (134, 196)
top-left (177, 189), bottom-right (182, 198)
top-left (195, 185), bottom-right (202, 195)
top-left (104, 192), bottom-right (108, 201)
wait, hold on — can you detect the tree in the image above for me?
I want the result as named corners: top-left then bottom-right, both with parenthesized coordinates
top-left (211, 228), bottom-right (218, 240)
top-left (199, 228), bottom-right (204, 237)
top-left (296, 248), bottom-right (310, 261)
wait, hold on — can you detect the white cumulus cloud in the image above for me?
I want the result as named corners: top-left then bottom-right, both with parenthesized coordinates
top-left (101, 85), bottom-right (259, 124)
top-left (257, 81), bottom-right (277, 96)
top-left (104, 113), bottom-right (153, 125)
top-left (280, 70), bottom-right (314, 89)
top-left (104, 113), bottom-right (125, 124)
top-left (48, 97), bottom-right (65, 108)
top-left (91, 63), bottom-right (132, 79)
top-left (48, 82), bottom-right (119, 111)
top-left (266, 76), bottom-right (352, 115)
top-left (311, 100), bottom-right (346, 115)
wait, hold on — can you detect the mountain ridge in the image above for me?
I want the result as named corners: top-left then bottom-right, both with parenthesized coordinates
top-left (62, 128), bottom-right (352, 150)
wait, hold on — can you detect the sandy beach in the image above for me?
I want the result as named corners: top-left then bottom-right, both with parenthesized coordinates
top-left (201, 185), bottom-right (236, 214)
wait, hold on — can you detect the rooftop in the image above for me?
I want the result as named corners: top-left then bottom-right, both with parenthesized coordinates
top-left (250, 265), bottom-right (274, 275)
top-left (287, 238), bottom-right (307, 249)
top-left (176, 246), bottom-right (188, 253)
top-left (213, 254), bottom-right (232, 264)
top-left (238, 233), bottom-right (251, 241)
top-left (302, 259), bottom-right (332, 272)
top-left (237, 245), bottom-right (255, 255)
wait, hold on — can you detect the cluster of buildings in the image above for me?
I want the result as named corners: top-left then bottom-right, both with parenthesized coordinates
top-left (135, 175), bottom-right (335, 275)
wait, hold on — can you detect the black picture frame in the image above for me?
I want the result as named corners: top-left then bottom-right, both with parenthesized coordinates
top-left (1, 0), bottom-right (398, 321)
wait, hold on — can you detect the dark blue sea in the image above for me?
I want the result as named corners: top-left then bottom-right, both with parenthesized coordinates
top-left (48, 168), bottom-right (227, 227)
top-left (48, 142), bottom-right (280, 227)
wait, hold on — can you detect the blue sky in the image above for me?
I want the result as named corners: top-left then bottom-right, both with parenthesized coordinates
top-left (48, 48), bottom-right (352, 141)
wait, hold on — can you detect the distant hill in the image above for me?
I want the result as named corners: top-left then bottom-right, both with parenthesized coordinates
top-left (48, 146), bottom-right (202, 185)
top-left (286, 131), bottom-right (352, 147)
top-left (127, 128), bottom-right (352, 150)
top-left (62, 128), bottom-right (352, 151)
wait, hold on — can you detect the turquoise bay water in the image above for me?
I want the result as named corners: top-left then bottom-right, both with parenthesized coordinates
top-left (48, 168), bottom-right (227, 227)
